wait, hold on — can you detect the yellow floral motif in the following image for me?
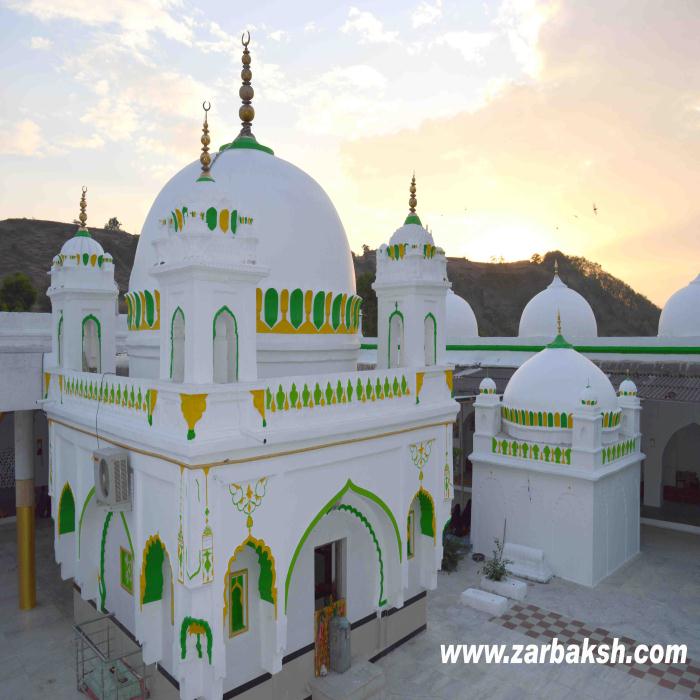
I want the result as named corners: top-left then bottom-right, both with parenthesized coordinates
top-left (180, 393), bottom-right (208, 441)
top-left (409, 439), bottom-right (435, 481)
top-left (229, 478), bottom-right (268, 532)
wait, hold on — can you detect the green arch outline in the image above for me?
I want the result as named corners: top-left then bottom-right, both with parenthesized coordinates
top-left (169, 306), bottom-right (185, 379)
top-left (387, 308), bottom-right (404, 368)
top-left (57, 312), bottom-right (63, 366)
top-left (212, 305), bottom-right (239, 381)
top-left (424, 312), bottom-right (437, 366)
top-left (81, 314), bottom-right (102, 372)
top-left (284, 479), bottom-right (401, 612)
top-left (58, 482), bottom-right (76, 535)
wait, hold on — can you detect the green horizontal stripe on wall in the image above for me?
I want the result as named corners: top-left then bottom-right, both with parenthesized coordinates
top-left (445, 344), bottom-right (700, 354)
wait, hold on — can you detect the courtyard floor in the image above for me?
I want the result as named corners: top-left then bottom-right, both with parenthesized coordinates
top-left (1, 520), bottom-right (699, 699)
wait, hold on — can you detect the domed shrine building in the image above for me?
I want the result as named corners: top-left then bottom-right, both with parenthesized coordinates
top-left (39, 39), bottom-right (458, 700)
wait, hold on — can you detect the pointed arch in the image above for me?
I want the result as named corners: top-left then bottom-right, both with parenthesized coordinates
top-left (81, 314), bottom-right (101, 373)
top-left (424, 312), bottom-right (437, 366)
top-left (140, 534), bottom-right (173, 607)
top-left (212, 305), bottom-right (239, 383)
top-left (388, 309), bottom-right (404, 368)
top-left (170, 307), bottom-right (185, 382)
top-left (410, 487), bottom-right (436, 542)
top-left (58, 482), bottom-right (76, 535)
top-left (57, 312), bottom-right (63, 366)
top-left (223, 535), bottom-right (278, 625)
top-left (78, 486), bottom-right (95, 557)
top-left (284, 479), bottom-right (401, 612)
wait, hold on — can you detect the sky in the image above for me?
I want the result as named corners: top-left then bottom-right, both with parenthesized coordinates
top-left (0, 0), bottom-right (698, 307)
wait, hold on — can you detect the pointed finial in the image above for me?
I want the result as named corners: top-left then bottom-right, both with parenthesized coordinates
top-left (409, 173), bottom-right (417, 214)
top-left (556, 309), bottom-right (562, 335)
top-left (79, 186), bottom-right (87, 228)
top-left (404, 173), bottom-right (422, 225)
top-left (197, 101), bottom-right (214, 182)
top-left (238, 31), bottom-right (255, 138)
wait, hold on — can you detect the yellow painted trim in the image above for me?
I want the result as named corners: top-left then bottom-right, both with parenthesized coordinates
top-left (444, 369), bottom-right (453, 393)
top-left (415, 372), bottom-right (425, 402)
top-left (180, 394), bottom-right (208, 440)
top-left (17, 505), bottom-right (36, 610)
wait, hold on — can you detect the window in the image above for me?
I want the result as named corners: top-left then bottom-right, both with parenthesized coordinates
top-left (424, 313), bottom-right (436, 366)
top-left (314, 540), bottom-right (344, 610)
top-left (407, 509), bottom-right (415, 559)
top-left (213, 308), bottom-right (238, 383)
top-left (228, 569), bottom-right (248, 637)
top-left (82, 316), bottom-right (101, 373)
top-left (388, 311), bottom-right (404, 368)
top-left (170, 307), bottom-right (185, 382)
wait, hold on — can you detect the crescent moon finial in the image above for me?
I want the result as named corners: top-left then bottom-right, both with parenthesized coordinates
top-left (242, 30), bottom-right (250, 47)
top-left (202, 100), bottom-right (211, 112)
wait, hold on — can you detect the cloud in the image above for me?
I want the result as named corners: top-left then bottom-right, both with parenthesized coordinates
top-left (29, 36), bottom-right (52, 50)
top-left (7, 0), bottom-right (192, 49)
top-left (0, 119), bottom-right (43, 156)
top-left (436, 31), bottom-right (495, 63)
top-left (341, 7), bottom-right (399, 44)
top-left (267, 29), bottom-right (289, 42)
top-left (412, 0), bottom-right (442, 28)
top-left (497, 0), bottom-right (559, 78)
top-left (304, 21), bottom-right (320, 33)
top-left (341, 0), bottom-right (700, 304)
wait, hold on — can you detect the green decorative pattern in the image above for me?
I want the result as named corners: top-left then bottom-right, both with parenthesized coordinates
top-left (142, 538), bottom-right (165, 604)
top-left (98, 512), bottom-right (113, 613)
top-left (78, 487), bottom-right (95, 557)
top-left (52, 252), bottom-right (112, 268)
top-left (601, 411), bottom-right (622, 428)
top-left (62, 372), bottom-right (151, 420)
top-left (384, 242), bottom-right (441, 260)
top-left (601, 437), bottom-right (637, 465)
top-left (261, 372), bottom-right (411, 421)
top-left (417, 490), bottom-right (435, 538)
top-left (180, 617), bottom-right (213, 664)
top-left (246, 541), bottom-right (274, 605)
top-left (336, 504), bottom-right (387, 607)
top-left (125, 289), bottom-right (160, 331)
top-left (492, 436), bottom-right (572, 465)
top-left (161, 205), bottom-right (254, 234)
top-left (502, 405), bottom-right (574, 429)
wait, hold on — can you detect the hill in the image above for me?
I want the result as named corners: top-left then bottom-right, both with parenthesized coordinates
top-left (0, 218), bottom-right (139, 311)
top-left (0, 219), bottom-right (660, 335)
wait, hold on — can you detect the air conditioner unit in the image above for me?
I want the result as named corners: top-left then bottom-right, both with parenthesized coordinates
top-left (93, 447), bottom-right (131, 510)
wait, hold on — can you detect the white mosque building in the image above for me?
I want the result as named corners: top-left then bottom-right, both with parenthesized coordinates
top-left (0, 31), bottom-right (698, 700)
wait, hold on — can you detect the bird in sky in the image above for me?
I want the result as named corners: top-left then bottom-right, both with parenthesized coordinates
top-left (593, 202), bottom-right (598, 215)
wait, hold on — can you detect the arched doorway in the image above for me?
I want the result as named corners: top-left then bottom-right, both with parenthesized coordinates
top-left (140, 535), bottom-right (175, 669)
top-left (170, 308), bottom-right (185, 382)
top-left (423, 313), bottom-right (436, 366)
top-left (406, 488), bottom-right (436, 591)
top-left (284, 480), bottom-right (402, 675)
top-left (662, 423), bottom-right (700, 523)
top-left (388, 310), bottom-right (404, 368)
top-left (213, 307), bottom-right (238, 383)
top-left (220, 537), bottom-right (277, 682)
top-left (82, 315), bottom-right (101, 373)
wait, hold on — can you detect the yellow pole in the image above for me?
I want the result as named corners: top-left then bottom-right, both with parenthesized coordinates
top-left (16, 480), bottom-right (36, 610)
top-left (14, 410), bottom-right (36, 610)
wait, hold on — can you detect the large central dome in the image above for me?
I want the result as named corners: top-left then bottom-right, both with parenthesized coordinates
top-left (129, 146), bottom-right (355, 299)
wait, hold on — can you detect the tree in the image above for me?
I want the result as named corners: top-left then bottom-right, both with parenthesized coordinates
top-left (355, 272), bottom-right (377, 337)
top-left (0, 273), bottom-right (37, 311)
top-left (530, 253), bottom-right (542, 264)
top-left (104, 217), bottom-right (122, 231)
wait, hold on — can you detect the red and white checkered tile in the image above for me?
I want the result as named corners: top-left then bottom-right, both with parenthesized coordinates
top-left (494, 603), bottom-right (700, 698)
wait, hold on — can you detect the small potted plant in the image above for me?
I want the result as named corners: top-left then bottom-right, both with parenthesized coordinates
top-left (480, 537), bottom-right (527, 601)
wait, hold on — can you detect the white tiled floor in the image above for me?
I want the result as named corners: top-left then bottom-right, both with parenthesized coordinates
top-left (1, 521), bottom-right (699, 699)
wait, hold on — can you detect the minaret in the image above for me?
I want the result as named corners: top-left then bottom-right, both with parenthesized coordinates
top-left (47, 188), bottom-right (117, 374)
top-left (373, 175), bottom-right (449, 369)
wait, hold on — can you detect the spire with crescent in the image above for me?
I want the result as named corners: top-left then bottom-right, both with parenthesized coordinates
top-left (404, 173), bottom-right (422, 226)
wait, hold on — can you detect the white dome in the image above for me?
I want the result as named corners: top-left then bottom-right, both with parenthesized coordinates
top-left (479, 377), bottom-right (497, 394)
top-left (580, 384), bottom-right (598, 406)
top-left (446, 290), bottom-right (478, 343)
top-left (388, 221), bottom-right (434, 247)
top-left (658, 274), bottom-right (700, 338)
top-left (519, 272), bottom-right (597, 338)
top-left (503, 338), bottom-right (617, 417)
top-left (618, 378), bottom-right (637, 396)
top-left (129, 147), bottom-right (355, 298)
top-left (54, 229), bottom-right (111, 269)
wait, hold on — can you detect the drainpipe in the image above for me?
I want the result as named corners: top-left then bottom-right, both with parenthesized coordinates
top-left (15, 410), bottom-right (36, 610)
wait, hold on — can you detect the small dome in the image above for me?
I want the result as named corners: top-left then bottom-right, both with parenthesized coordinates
top-left (388, 222), bottom-right (434, 247)
top-left (503, 337), bottom-right (617, 418)
top-left (618, 378), bottom-right (637, 396)
top-left (658, 274), bottom-right (700, 338)
top-left (60, 229), bottom-right (105, 258)
top-left (446, 290), bottom-right (478, 343)
top-left (580, 384), bottom-right (598, 406)
top-left (519, 271), bottom-right (597, 338)
top-left (479, 377), bottom-right (497, 394)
